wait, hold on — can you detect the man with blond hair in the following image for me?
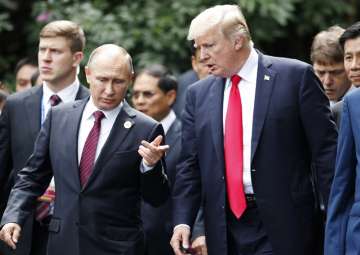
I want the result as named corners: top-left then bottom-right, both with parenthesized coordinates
top-left (0, 20), bottom-right (89, 255)
top-left (170, 4), bottom-right (337, 255)
top-left (311, 25), bottom-right (351, 106)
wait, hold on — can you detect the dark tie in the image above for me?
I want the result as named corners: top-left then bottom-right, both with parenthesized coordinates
top-left (79, 111), bottom-right (105, 187)
top-left (49, 94), bottom-right (62, 106)
top-left (224, 74), bottom-right (246, 218)
top-left (36, 94), bottom-right (62, 221)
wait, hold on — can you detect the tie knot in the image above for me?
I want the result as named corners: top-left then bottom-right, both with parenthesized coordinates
top-left (93, 110), bottom-right (105, 122)
top-left (50, 95), bottom-right (62, 106)
top-left (231, 75), bottom-right (241, 87)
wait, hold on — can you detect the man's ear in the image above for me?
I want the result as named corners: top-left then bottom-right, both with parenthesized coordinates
top-left (84, 66), bottom-right (91, 83)
top-left (234, 35), bottom-right (245, 51)
top-left (72, 51), bottom-right (84, 67)
top-left (166, 90), bottom-right (177, 106)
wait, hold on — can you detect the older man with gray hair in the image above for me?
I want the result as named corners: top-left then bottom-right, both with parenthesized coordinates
top-left (171, 4), bottom-right (337, 255)
top-left (0, 44), bottom-right (170, 255)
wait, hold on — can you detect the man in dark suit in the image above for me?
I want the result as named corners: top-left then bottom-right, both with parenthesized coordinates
top-left (0, 44), bottom-right (169, 255)
top-left (324, 22), bottom-right (360, 255)
top-left (310, 26), bottom-right (351, 106)
top-left (170, 4), bottom-right (337, 255)
top-left (132, 65), bottom-right (206, 255)
top-left (330, 22), bottom-right (360, 127)
top-left (0, 20), bottom-right (89, 255)
top-left (173, 42), bottom-right (210, 118)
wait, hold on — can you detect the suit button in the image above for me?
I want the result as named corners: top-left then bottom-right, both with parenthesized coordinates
top-left (222, 205), bottom-right (225, 209)
top-left (251, 169), bottom-right (256, 172)
top-left (221, 176), bottom-right (225, 180)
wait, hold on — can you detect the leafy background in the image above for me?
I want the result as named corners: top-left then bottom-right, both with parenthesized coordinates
top-left (0, 0), bottom-right (359, 91)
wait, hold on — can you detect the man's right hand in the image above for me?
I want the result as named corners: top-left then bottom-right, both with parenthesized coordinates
top-left (0, 223), bottom-right (21, 250)
top-left (170, 225), bottom-right (191, 255)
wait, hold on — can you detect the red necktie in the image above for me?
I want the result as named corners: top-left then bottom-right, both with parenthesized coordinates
top-left (36, 94), bottom-right (62, 221)
top-left (79, 110), bottom-right (105, 187)
top-left (224, 74), bottom-right (246, 218)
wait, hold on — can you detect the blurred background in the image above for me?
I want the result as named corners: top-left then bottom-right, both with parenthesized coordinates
top-left (1, 0), bottom-right (359, 91)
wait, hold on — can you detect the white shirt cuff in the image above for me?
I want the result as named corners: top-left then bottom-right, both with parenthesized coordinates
top-left (174, 224), bottom-right (191, 232)
top-left (140, 160), bottom-right (154, 173)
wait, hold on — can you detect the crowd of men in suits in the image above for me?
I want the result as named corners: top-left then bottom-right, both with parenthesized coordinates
top-left (0, 3), bottom-right (360, 255)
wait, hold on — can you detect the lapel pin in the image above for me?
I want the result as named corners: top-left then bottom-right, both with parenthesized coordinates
top-left (124, 121), bottom-right (132, 129)
top-left (264, 75), bottom-right (270, 81)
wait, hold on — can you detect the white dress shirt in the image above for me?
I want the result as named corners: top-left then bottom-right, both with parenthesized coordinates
top-left (41, 78), bottom-right (80, 213)
top-left (78, 98), bottom-right (122, 164)
top-left (41, 78), bottom-right (80, 123)
top-left (223, 47), bottom-right (258, 194)
top-left (160, 109), bottom-right (176, 135)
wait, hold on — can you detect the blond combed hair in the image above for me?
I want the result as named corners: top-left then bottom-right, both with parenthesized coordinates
top-left (40, 20), bottom-right (86, 53)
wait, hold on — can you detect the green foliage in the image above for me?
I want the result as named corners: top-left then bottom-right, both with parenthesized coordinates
top-left (0, 0), bottom-right (357, 90)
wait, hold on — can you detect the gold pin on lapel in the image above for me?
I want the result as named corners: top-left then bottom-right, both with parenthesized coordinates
top-left (264, 75), bottom-right (270, 81)
top-left (124, 121), bottom-right (132, 129)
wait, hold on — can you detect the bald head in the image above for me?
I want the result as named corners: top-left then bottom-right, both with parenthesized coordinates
top-left (87, 44), bottom-right (134, 75)
top-left (85, 44), bottom-right (134, 111)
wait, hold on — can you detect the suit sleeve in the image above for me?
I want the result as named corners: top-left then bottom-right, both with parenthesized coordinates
top-left (325, 97), bottom-right (355, 255)
top-left (141, 123), bottom-right (170, 207)
top-left (191, 206), bottom-right (205, 240)
top-left (0, 109), bottom-right (54, 227)
top-left (0, 101), bottom-right (13, 214)
top-left (172, 86), bottom-right (202, 228)
top-left (299, 66), bottom-right (338, 209)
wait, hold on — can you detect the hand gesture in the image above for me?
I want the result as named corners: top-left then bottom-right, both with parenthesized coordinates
top-left (138, 135), bottom-right (169, 167)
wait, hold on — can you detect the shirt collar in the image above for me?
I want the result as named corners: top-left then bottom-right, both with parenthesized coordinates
top-left (160, 110), bottom-right (176, 134)
top-left (83, 97), bottom-right (123, 121)
top-left (42, 77), bottom-right (80, 104)
top-left (225, 47), bottom-right (259, 89)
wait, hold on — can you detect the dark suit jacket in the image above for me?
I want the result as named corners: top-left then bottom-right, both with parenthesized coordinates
top-left (0, 84), bottom-right (88, 255)
top-left (141, 118), bottom-right (182, 255)
top-left (173, 70), bottom-right (198, 118)
top-left (1, 99), bottom-right (169, 255)
top-left (325, 89), bottom-right (360, 255)
top-left (172, 52), bottom-right (338, 255)
top-left (331, 100), bottom-right (343, 127)
top-left (142, 118), bottom-right (205, 255)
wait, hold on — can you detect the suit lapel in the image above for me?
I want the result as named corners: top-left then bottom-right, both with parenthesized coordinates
top-left (165, 118), bottom-right (181, 147)
top-left (65, 99), bottom-right (88, 189)
top-left (75, 84), bottom-right (89, 100)
top-left (24, 86), bottom-right (43, 137)
top-left (210, 77), bottom-right (226, 164)
top-left (251, 53), bottom-right (277, 162)
top-left (83, 101), bottom-right (135, 190)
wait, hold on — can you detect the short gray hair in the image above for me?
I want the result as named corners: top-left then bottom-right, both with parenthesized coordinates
top-left (87, 44), bottom-right (134, 75)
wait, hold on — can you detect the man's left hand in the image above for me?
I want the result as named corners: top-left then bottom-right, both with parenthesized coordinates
top-left (191, 235), bottom-right (207, 255)
top-left (138, 135), bottom-right (169, 166)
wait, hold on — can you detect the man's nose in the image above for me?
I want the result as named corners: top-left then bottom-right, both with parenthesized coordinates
top-left (42, 49), bottom-right (52, 61)
top-left (104, 83), bottom-right (114, 95)
top-left (350, 56), bottom-right (360, 70)
top-left (200, 48), bottom-right (209, 61)
top-left (323, 73), bottom-right (333, 86)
